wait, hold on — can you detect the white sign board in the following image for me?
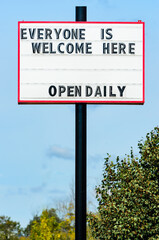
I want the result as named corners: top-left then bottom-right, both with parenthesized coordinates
top-left (18, 21), bottom-right (145, 104)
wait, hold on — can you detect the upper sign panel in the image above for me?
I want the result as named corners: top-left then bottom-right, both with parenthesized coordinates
top-left (18, 22), bottom-right (145, 104)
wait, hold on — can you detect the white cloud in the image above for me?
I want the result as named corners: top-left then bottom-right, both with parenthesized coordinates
top-left (47, 145), bottom-right (74, 160)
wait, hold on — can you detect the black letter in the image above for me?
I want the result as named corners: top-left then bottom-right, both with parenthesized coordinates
top-left (54, 28), bottom-right (62, 39)
top-left (29, 28), bottom-right (36, 39)
top-left (86, 43), bottom-right (92, 54)
top-left (37, 28), bottom-right (44, 39)
top-left (79, 29), bottom-right (85, 40)
top-left (75, 86), bottom-right (81, 96)
top-left (59, 86), bottom-right (66, 96)
top-left (104, 86), bottom-right (107, 96)
top-left (58, 43), bottom-right (64, 54)
top-left (50, 43), bottom-right (56, 54)
top-left (119, 43), bottom-right (126, 54)
top-left (75, 43), bottom-right (84, 54)
top-left (86, 86), bottom-right (92, 97)
top-left (21, 28), bottom-right (27, 39)
top-left (106, 28), bottom-right (113, 40)
top-left (95, 86), bottom-right (102, 97)
top-left (71, 29), bottom-right (78, 39)
top-left (117, 86), bottom-right (126, 97)
top-left (63, 29), bottom-right (71, 39)
top-left (109, 86), bottom-right (116, 97)
top-left (112, 43), bottom-right (118, 54)
top-left (101, 29), bottom-right (104, 39)
top-left (67, 86), bottom-right (74, 97)
top-left (49, 86), bottom-right (57, 97)
top-left (43, 43), bottom-right (49, 54)
top-left (45, 29), bottom-right (52, 39)
top-left (66, 43), bottom-right (74, 54)
top-left (103, 43), bottom-right (110, 54)
top-left (32, 43), bottom-right (41, 53)
top-left (129, 43), bottom-right (135, 54)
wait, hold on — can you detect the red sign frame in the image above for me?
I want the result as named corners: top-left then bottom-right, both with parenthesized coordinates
top-left (18, 21), bottom-right (145, 104)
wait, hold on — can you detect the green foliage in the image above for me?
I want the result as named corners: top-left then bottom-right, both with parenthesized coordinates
top-left (138, 127), bottom-right (159, 185)
top-left (57, 202), bottom-right (75, 240)
top-left (28, 202), bottom-right (94, 239)
top-left (28, 206), bottom-right (75, 240)
top-left (19, 237), bottom-right (30, 240)
top-left (24, 208), bottom-right (60, 237)
top-left (30, 210), bottom-right (58, 240)
top-left (0, 215), bottom-right (22, 240)
top-left (88, 127), bottom-right (159, 239)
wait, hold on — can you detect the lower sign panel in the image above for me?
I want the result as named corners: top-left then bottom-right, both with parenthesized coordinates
top-left (18, 22), bottom-right (145, 104)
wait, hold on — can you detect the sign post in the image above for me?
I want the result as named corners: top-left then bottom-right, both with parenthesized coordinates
top-left (75, 7), bottom-right (87, 240)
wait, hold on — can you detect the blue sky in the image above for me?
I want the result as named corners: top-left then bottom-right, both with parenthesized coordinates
top-left (0, 0), bottom-right (159, 227)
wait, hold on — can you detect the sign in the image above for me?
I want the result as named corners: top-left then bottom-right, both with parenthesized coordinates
top-left (18, 21), bottom-right (145, 104)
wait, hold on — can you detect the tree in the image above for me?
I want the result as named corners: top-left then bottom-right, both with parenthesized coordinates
top-left (19, 237), bottom-right (30, 240)
top-left (29, 206), bottom-right (75, 240)
top-left (58, 202), bottom-right (75, 240)
top-left (88, 127), bottom-right (159, 239)
top-left (0, 215), bottom-right (22, 240)
top-left (24, 208), bottom-right (61, 238)
top-left (138, 127), bottom-right (159, 188)
top-left (30, 210), bottom-right (58, 240)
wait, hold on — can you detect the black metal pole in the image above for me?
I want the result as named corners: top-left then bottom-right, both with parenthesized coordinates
top-left (75, 6), bottom-right (87, 240)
